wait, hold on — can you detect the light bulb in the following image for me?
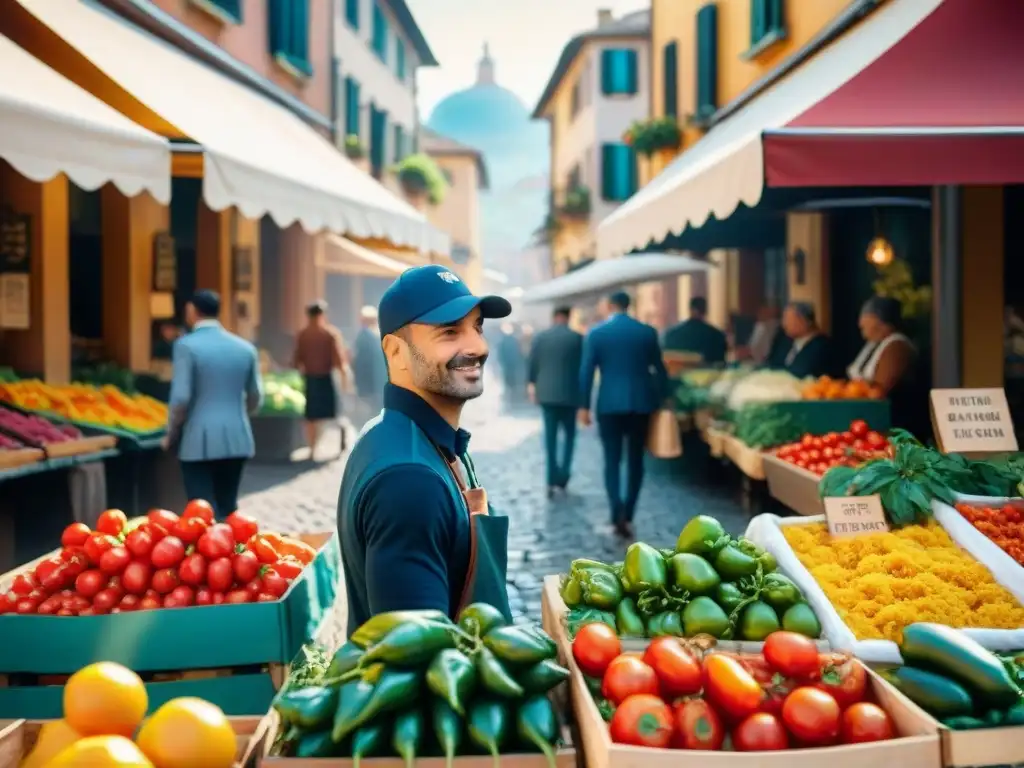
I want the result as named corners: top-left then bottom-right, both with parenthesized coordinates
top-left (866, 237), bottom-right (894, 267)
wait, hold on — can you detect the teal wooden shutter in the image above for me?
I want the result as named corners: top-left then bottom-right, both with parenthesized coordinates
top-left (750, 0), bottom-right (765, 43)
top-left (601, 144), bottom-right (637, 202)
top-left (600, 49), bottom-right (616, 94)
top-left (623, 50), bottom-right (638, 94)
top-left (268, 0), bottom-right (310, 74)
top-left (208, 0), bottom-right (241, 21)
top-left (345, 77), bottom-right (360, 137)
top-left (663, 42), bottom-right (678, 117)
top-left (372, 3), bottom-right (388, 60)
top-left (601, 49), bottom-right (639, 95)
top-left (396, 40), bottom-right (406, 80)
top-left (370, 106), bottom-right (387, 174)
top-left (696, 3), bottom-right (718, 119)
top-left (345, 0), bottom-right (359, 28)
top-left (268, 0), bottom-right (286, 57)
top-left (393, 125), bottom-right (404, 163)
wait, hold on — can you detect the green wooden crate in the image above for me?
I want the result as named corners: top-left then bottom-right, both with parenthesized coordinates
top-left (0, 533), bottom-right (340, 675)
top-left (0, 672), bottom-right (277, 719)
top-left (738, 400), bottom-right (891, 435)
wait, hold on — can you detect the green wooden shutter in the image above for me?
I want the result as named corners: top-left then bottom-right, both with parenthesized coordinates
top-left (663, 42), bottom-right (678, 117)
top-left (750, 0), bottom-right (765, 44)
top-left (601, 144), bottom-right (637, 202)
top-left (345, 78), bottom-right (361, 137)
top-left (600, 49), bottom-right (616, 94)
top-left (345, 0), bottom-right (359, 28)
top-left (268, 0), bottom-right (286, 57)
top-left (293, 0), bottom-right (309, 67)
top-left (696, 3), bottom-right (718, 119)
top-left (268, 0), bottom-right (310, 74)
top-left (372, 3), bottom-right (388, 60)
top-left (370, 106), bottom-right (387, 174)
top-left (396, 39), bottom-right (406, 80)
top-left (624, 50), bottom-right (638, 94)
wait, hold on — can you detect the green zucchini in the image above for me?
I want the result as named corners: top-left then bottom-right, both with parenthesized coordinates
top-left (900, 623), bottom-right (1020, 709)
top-left (883, 666), bottom-right (974, 719)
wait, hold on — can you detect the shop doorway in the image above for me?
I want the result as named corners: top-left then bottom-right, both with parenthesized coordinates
top-left (68, 184), bottom-right (103, 363)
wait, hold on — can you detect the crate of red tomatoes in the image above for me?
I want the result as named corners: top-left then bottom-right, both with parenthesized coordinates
top-left (763, 421), bottom-right (892, 517)
top-left (567, 623), bottom-right (941, 768)
top-left (0, 501), bottom-right (340, 719)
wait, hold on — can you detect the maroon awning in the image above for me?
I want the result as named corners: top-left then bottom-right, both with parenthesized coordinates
top-left (764, 0), bottom-right (1024, 187)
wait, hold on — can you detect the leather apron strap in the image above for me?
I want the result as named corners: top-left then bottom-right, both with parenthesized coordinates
top-left (436, 448), bottom-right (488, 614)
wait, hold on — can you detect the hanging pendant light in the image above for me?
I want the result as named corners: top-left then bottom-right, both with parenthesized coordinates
top-left (866, 208), bottom-right (894, 267)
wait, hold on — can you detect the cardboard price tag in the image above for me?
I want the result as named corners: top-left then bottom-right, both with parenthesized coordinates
top-left (930, 388), bottom-right (1018, 454)
top-left (823, 495), bottom-right (889, 538)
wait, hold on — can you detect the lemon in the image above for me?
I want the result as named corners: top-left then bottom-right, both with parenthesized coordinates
top-left (46, 735), bottom-right (153, 766)
top-left (63, 662), bottom-right (148, 738)
top-left (135, 697), bottom-right (237, 768)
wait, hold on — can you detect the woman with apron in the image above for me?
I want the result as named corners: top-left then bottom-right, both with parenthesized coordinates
top-left (848, 296), bottom-right (924, 435)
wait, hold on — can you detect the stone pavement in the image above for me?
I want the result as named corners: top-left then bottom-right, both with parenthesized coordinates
top-left (238, 378), bottom-right (750, 633)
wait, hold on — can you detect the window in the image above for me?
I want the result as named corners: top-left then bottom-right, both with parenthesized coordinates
top-left (345, 0), bottom-right (359, 28)
top-left (345, 77), bottom-right (361, 137)
top-left (601, 143), bottom-right (637, 202)
top-left (268, 0), bottom-right (311, 76)
top-left (570, 81), bottom-right (581, 118)
top-left (393, 125), bottom-right (404, 163)
top-left (396, 39), bottom-right (406, 80)
top-left (695, 3), bottom-right (718, 120)
top-left (662, 41), bottom-right (678, 118)
top-left (372, 3), bottom-right (388, 62)
top-left (750, 0), bottom-right (785, 47)
top-left (192, 0), bottom-right (242, 22)
top-left (600, 48), bottom-right (638, 96)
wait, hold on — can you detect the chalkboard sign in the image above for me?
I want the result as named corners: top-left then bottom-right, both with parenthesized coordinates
top-left (232, 246), bottom-right (253, 292)
top-left (0, 206), bottom-right (31, 274)
top-left (152, 232), bottom-right (176, 292)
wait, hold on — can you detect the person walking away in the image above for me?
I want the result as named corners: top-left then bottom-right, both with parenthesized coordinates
top-left (337, 265), bottom-right (514, 632)
top-left (352, 305), bottom-right (387, 430)
top-left (163, 290), bottom-right (262, 519)
top-left (579, 291), bottom-right (669, 539)
top-left (779, 302), bottom-right (834, 378)
top-left (662, 297), bottom-right (727, 365)
top-left (527, 307), bottom-right (583, 498)
top-left (497, 322), bottom-right (524, 402)
top-left (292, 300), bottom-right (349, 459)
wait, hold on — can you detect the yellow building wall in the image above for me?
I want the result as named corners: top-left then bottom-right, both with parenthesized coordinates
top-left (425, 154), bottom-right (483, 293)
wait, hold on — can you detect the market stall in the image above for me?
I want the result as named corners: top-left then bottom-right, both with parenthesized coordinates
top-left (251, 371), bottom-right (307, 463)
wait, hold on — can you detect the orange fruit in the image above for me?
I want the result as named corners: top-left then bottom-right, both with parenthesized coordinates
top-left (135, 697), bottom-right (237, 768)
top-left (17, 719), bottom-right (81, 768)
top-left (63, 661), bottom-right (148, 738)
top-left (47, 735), bottom-right (154, 766)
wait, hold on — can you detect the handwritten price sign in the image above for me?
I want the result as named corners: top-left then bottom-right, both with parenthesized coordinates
top-left (823, 495), bottom-right (889, 539)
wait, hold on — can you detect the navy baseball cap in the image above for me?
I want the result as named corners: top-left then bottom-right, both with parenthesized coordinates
top-left (378, 265), bottom-right (512, 337)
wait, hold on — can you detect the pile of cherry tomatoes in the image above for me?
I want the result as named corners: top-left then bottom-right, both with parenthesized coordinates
top-left (0, 501), bottom-right (318, 615)
top-left (572, 624), bottom-right (896, 751)
top-left (774, 419), bottom-right (890, 476)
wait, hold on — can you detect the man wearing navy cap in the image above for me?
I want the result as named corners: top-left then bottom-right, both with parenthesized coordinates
top-left (337, 265), bottom-right (514, 633)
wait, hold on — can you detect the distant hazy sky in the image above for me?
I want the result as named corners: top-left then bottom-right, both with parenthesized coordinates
top-left (405, 0), bottom-right (649, 118)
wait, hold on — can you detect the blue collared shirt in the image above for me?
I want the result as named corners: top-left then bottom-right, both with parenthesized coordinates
top-left (337, 384), bottom-right (472, 632)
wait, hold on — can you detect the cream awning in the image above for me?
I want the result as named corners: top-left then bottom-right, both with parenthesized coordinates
top-left (522, 253), bottom-right (714, 305)
top-left (322, 235), bottom-right (410, 278)
top-left (16, 0), bottom-right (449, 255)
top-left (0, 32), bottom-right (169, 202)
top-left (596, 0), bottom-right (942, 259)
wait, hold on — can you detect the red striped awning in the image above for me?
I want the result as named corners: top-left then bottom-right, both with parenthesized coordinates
top-left (764, 0), bottom-right (1024, 187)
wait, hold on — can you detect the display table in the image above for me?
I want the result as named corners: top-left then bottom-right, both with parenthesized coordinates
top-left (251, 414), bottom-right (305, 462)
top-left (104, 440), bottom-right (187, 518)
top-left (0, 451), bottom-right (113, 572)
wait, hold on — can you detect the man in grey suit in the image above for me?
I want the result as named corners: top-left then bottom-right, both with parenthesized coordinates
top-left (579, 291), bottom-right (669, 539)
top-left (528, 307), bottom-right (583, 498)
top-left (164, 290), bottom-right (263, 519)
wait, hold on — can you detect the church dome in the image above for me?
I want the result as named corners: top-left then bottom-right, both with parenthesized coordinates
top-left (426, 45), bottom-right (548, 190)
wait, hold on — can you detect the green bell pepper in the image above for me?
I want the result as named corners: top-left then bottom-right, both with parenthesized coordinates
top-left (615, 597), bottom-right (646, 637)
top-left (577, 568), bottom-right (623, 609)
top-left (621, 542), bottom-right (667, 594)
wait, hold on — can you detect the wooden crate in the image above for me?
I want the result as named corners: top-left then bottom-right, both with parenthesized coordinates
top-left (722, 435), bottom-right (765, 480)
top-left (567, 652), bottom-right (941, 768)
top-left (0, 715), bottom-right (263, 768)
top-left (705, 427), bottom-right (726, 458)
top-left (762, 453), bottom-right (824, 516)
top-left (0, 448), bottom-right (44, 471)
top-left (43, 434), bottom-right (116, 459)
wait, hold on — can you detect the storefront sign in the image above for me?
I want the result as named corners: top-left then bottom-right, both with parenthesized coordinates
top-left (0, 206), bottom-right (31, 274)
top-left (823, 495), bottom-right (889, 538)
top-left (152, 232), bottom-right (176, 292)
top-left (0, 273), bottom-right (30, 329)
top-left (930, 388), bottom-right (1018, 454)
top-left (232, 246), bottom-right (253, 292)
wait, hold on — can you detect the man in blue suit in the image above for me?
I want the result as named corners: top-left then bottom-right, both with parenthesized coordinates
top-left (164, 290), bottom-right (263, 519)
top-left (528, 307), bottom-right (583, 497)
top-left (579, 291), bottom-right (669, 538)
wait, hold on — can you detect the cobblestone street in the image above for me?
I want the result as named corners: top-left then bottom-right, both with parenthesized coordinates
top-left (239, 377), bottom-right (750, 627)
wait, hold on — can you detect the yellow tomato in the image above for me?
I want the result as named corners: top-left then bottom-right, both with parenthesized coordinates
top-left (135, 697), bottom-right (237, 768)
top-left (47, 735), bottom-right (153, 766)
top-left (63, 662), bottom-right (148, 738)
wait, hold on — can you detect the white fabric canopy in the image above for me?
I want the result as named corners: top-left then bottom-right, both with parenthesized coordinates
top-left (17, 0), bottom-right (449, 254)
top-left (322, 235), bottom-right (409, 278)
top-left (522, 253), bottom-right (714, 305)
top-left (0, 32), bottom-right (169, 202)
top-left (596, 0), bottom-right (942, 259)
